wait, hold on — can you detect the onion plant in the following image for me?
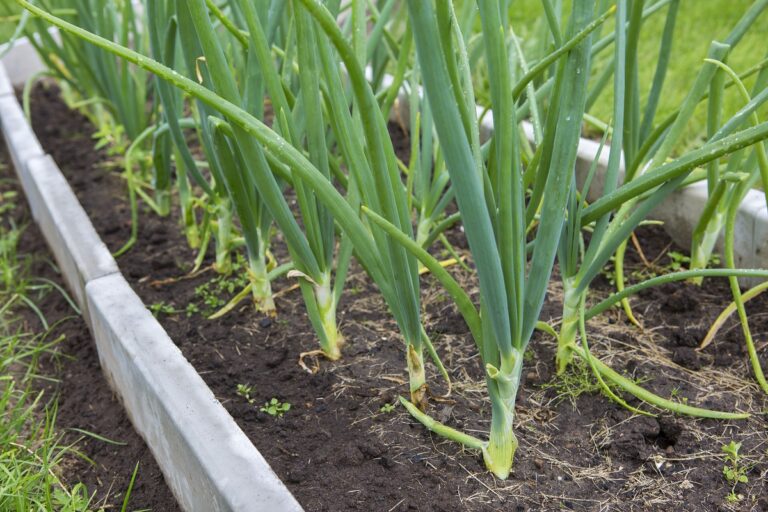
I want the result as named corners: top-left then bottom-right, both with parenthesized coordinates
top-left (401, 65), bottom-right (462, 262)
top-left (386, 0), bottom-right (602, 478)
top-left (180, 0), bottom-right (335, 322)
top-left (688, 57), bottom-right (768, 278)
top-left (296, 0), bottom-right (449, 396)
top-left (555, 1), bottom-right (768, 365)
top-left (146, 0), bottom-right (282, 316)
top-left (6, 0), bottom-right (183, 235)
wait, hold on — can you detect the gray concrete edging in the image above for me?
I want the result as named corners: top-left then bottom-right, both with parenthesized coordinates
top-left (0, 44), bottom-right (303, 512)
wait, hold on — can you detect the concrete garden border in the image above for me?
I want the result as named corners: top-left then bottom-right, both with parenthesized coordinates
top-left (2, 22), bottom-right (766, 510)
top-left (0, 36), bottom-right (302, 512)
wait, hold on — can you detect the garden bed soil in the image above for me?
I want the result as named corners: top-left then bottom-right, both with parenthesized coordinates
top-left (26, 82), bottom-right (768, 511)
top-left (0, 141), bottom-right (179, 509)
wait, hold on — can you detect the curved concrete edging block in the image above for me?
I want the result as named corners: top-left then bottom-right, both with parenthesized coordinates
top-left (0, 49), bottom-right (303, 512)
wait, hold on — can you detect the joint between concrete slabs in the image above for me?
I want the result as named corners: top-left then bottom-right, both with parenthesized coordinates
top-left (85, 274), bottom-right (303, 512)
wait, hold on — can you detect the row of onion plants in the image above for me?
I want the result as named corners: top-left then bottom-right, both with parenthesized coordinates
top-left (11, 0), bottom-right (768, 480)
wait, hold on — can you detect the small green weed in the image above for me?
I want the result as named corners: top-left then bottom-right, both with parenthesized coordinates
top-left (260, 398), bottom-right (291, 418)
top-left (600, 250), bottom-right (721, 288)
top-left (236, 383), bottom-right (255, 404)
top-left (665, 251), bottom-right (690, 271)
top-left (669, 386), bottom-right (689, 405)
top-left (192, 254), bottom-right (250, 316)
top-left (523, 348), bottom-right (535, 363)
top-left (149, 301), bottom-right (177, 317)
top-left (540, 361), bottom-right (602, 405)
top-left (380, 402), bottom-right (397, 414)
top-left (540, 361), bottom-right (641, 407)
top-left (722, 440), bottom-right (748, 503)
top-left (185, 303), bottom-right (199, 317)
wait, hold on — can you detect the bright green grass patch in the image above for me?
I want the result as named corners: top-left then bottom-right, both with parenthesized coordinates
top-left (0, 164), bottom-right (94, 511)
top-left (509, 0), bottom-right (768, 147)
top-left (590, 0), bottom-right (767, 148)
top-left (0, 159), bottom-right (141, 511)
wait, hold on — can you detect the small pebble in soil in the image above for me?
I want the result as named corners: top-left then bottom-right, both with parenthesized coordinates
top-left (286, 463), bottom-right (309, 483)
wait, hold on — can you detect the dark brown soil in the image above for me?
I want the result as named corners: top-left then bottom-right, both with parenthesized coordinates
top-left (0, 141), bottom-right (179, 508)
top-left (25, 82), bottom-right (768, 512)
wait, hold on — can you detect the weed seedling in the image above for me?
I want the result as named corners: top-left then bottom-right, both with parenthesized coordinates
top-left (540, 361), bottom-right (604, 406)
top-left (185, 303), bottom-right (200, 317)
top-left (523, 348), bottom-right (535, 363)
top-left (670, 386), bottom-right (689, 405)
top-left (0, 190), bottom-right (18, 215)
top-left (149, 301), bottom-right (176, 317)
top-left (665, 251), bottom-right (690, 272)
top-left (236, 383), bottom-right (255, 404)
top-left (193, 255), bottom-right (250, 315)
top-left (722, 440), bottom-right (748, 503)
top-left (380, 402), bottom-right (397, 414)
top-left (261, 398), bottom-right (291, 418)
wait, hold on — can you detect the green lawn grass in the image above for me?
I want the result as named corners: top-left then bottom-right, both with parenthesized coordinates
top-left (0, 156), bottom-right (145, 511)
top-left (0, 160), bottom-right (96, 510)
top-left (510, 0), bottom-right (768, 146)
